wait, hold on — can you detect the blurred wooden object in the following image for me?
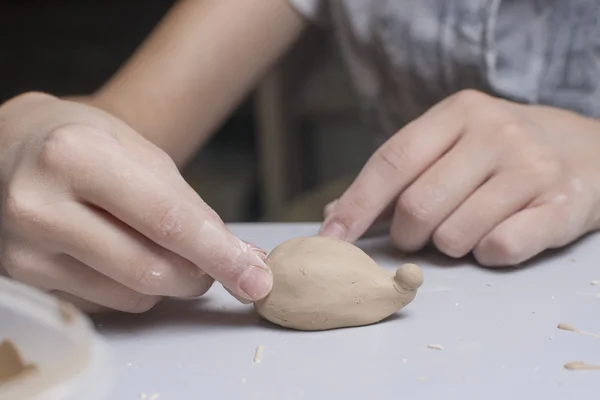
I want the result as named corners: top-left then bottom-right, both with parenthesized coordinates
top-left (254, 28), bottom-right (363, 220)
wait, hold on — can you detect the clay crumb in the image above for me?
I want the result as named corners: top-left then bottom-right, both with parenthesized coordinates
top-left (570, 258), bottom-right (577, 263)
top-left (254, 345), bottom-right (264, 364)
top-left (591, 280), bottom-right (600, 286)
top-left (0, 340), bottom-right (37, 383)
top-left (557, 323), bottom-right (600, 338)
top-left (427, 344), bottom-right (443, 350)
top-left (485, 283), bottom-right (492, 287)
top-left (564, 361), bottom-right (600, 371)
top-left (58, 300), bottom-right (78, 324)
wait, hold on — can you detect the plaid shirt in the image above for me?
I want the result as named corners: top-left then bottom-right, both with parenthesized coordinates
top-left (290, 0), bottom-right (600, 142)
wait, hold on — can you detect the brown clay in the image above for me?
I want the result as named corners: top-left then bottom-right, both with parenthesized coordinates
top-left (254, 236), bottom-right (423, 330)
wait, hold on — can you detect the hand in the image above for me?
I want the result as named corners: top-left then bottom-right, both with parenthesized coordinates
top-left (0, 92), bottom-right (271, 312)
top-left (320, 90), bottom-right (600, 266)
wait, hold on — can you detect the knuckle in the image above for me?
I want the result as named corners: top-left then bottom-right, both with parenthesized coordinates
top-left (449, 89), bottom-right (490, 110)
top-left (38, 125), bottom-right (83, 171)
top-left (339, 197), bottom-right (372, 226)
top-left (130, 258), bottom-right (170, 294)
top-left (495, 122), bottom-right (562, 179)
top-left (155, 148), bottom-right (178, 170)
top-left (396, 191), bottom-right (434, 225)
top-left (205, 250), bottom-right (235, 275)
top-left (522, 153), bottom-right (561, 179)
top-left (372, 142), bottom-right (413, 176)
top-left (0, 92), bottom-right (55, 113)
top-left (432, 227), bottom-right (471, 258)
top-left (151, 203), bottom-right (185, 244)
top-left (2, 188), bottom-right (42, 231)
top-left (144, 148), bottom-right (178, 173)
top-left (1, 243), bottom-right (33, 280)
top-left (17, 91), bottom-right (56, 103)
top-left (496, 120), bottom-right (524, 142)
top-left (476, 232), bottom-right (524, 266)
top-left (389, 226), bottom-right (424, 253)
top-left (121, 293), bottom-right (161, 313)
top-left (389, 223), bottom-right (416, 252)
top-left (190, 274), bottom-right (214, 297)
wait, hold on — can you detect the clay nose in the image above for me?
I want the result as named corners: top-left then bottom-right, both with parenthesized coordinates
top-left (394, 263), bottom-right (423, 290)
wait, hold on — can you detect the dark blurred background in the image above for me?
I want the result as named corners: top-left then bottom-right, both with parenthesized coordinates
top-left (0, 0), bottom-right (373, 222)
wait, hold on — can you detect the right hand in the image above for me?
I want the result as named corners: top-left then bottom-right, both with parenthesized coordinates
top-left (0, 92), bottom-right (272, 313)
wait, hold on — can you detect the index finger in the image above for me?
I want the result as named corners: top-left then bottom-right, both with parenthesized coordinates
top-left (319, 95), bottom-right (467, 242)
top-left (59, 131), bottom-right (272, 301)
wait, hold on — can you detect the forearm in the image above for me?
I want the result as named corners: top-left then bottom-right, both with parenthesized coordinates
top-left (92, 0), bottom-right (306, 166)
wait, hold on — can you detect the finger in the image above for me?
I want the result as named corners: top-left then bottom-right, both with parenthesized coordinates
top-left (224, 286), bottom-right (253, 305)
top-left (5, 248), bottom-right (161, 313)
top-left (116, 126), bottom-right (270, 261)
top-left (323, 199), bottom-right (394, 238)
top-left (473, 202), bottom-right (577, 266)
top-left (43, 202), bottom-right (214, 297)
top-left (324, 198), bottom-right (395, 225)
top-left (50, 291), bottom-right (111, 314)
top-left (431, 172), bottom-right (542, 258)
top-left (57, 131), bottom-right (270, 301)
top-left (320, 95), bottom-right (466, 242)
top-left (390, 136), bottom-right (495, 252)
top-left (323, 200), bottom-right (338, 219)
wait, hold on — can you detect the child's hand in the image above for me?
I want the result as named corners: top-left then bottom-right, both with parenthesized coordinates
top-left (320, 90), bottom-right (600, 266)
top-left (0, 93), bottom-right (271, 312)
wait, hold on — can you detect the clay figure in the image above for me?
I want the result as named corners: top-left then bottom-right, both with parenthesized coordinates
top-left (254, 236), bottom-right (423, 330)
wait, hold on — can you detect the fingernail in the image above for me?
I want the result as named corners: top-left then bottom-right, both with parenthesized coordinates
top-left (250, 246), bottom-right (268, 261)
top-left (319, 220), bottom-right (347, 240)
top-left (242, 240), bottom-right (268, 261)
top-left (239, 266), bottom-right (273, 301)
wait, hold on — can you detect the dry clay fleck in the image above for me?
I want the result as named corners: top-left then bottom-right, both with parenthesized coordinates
top-left (564, 361), bottom-right (600, 371)
top-left (254, 236), bottom-right (423, 331)
top-left (0, 340), bottom-right (37, 383)
top-left (557, 323), bottom-right (600, 338)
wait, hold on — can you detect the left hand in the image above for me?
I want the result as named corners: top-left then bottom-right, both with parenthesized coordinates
top-left (320, 90), bottom-right (600, 266)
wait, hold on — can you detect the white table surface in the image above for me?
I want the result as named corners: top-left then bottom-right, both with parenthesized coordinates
top-left (95, 223), bottom-right (600, 400)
